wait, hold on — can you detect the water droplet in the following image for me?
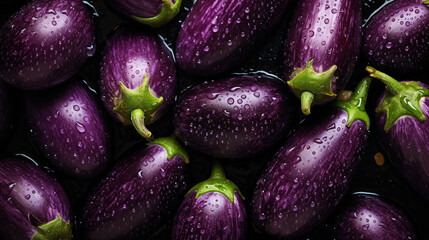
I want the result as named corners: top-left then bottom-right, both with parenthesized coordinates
top-left (75, 122), bottom-right (86, 133)
top-left (362, 224), bottom-right (369, 231)
top-left (292, 205), bottom-right (299, 211)
top-left (73, 105), bottom-right (80, 111)
top-left (51, 20), bottom-right (57, 26)
top-left (313, 138), bottom-right (323, 144)
top-left (160, 168), bottom-right (166, 177)
top-left (25, 194), bottom-right (31, 200)
top-left (227, 98), bottom-right (234, 105)
top-left (138, 170), bottom-right (144, 178)
top-left (324, 18), bottom-right (330, 24)
top-left (87, 45), bottom-right (95, 57)
top-left (204, 46), bottom-right (210, 52)
top-left (212, 25), bottom-right (219, 32)
top-left (309, 30), bottom-right (315, 37)
top-left (386, 42), bottom-right (392, 49)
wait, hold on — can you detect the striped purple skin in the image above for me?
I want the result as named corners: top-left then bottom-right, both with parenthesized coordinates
top-left (99, 25), bottom-right (177, 123)
top-left (0, 80), bottom-right (15, 148)
top-left (173, 75), bottom-right (297, 158)
top-left (252, 108), bottom-right (368, 238)
top-left (0, 0), bottom-right (95, 90)
top-left (83, 144), bottom-right (188, 240)
top-left (363, 0), bottom-right (429, 77)
top-left (106, 0), bottom-right (174, 18)
top-left (25, 80), bottom-right (111, 179)
top-left (176, 0), bottom-right (289, 76)
top-left (172, 191), bottom-right (246, 240)
top-left (0, 157), bottom-right (71, 240)
top-left (331, 194), bottom-right (416, 240)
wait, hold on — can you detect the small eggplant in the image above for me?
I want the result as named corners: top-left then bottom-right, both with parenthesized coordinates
top-left (0, 157), bottom-right (72, 240)
top-left (99, 24), bottom-right (177, 140)
top-left (284, 0), bottom-right (362, 115)
top-left (363, 0), bottom-right (429, 77)
top-left (367, 66), bottom-right (429, 201)
top-left (25, 80), bottom-right (111, 179)
top-left (176, 0), bottom-right (290, 76)
top-left (252, 78), bottom-right (371, 238)
top-left (330, 193), bottom-right (417, 240)
top-left (173, 74), bottom-right (297, 158)
top-left (83, 136), bottom-right (189, 240)
top-left (172, 161), bottom-right (246, 240)
top-left (0, 0), bottom-right (96, 90)
top-left (0, 80), bottom-right (15, 148)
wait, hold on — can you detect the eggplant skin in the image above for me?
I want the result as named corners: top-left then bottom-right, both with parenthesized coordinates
top-left (25, 80), bottom-right (112, 179)
top-left (252, 108), bottom-right (368, 238)
top-left (331, 194), bottom-right (416, 240)
top-left (176, 0), bottom-right (289, 76)
top-left (0, 80), bottom-right (15, 148)
top-left (173, 75), bottom-right (297, 158)
top-left (172, 191), bottom-right (246, 240)
top-left (0, 0), bottom-right (96, 90)
top-left (0, 157), bottom-right (71, 240)
top-left (106, 0), bottom-right (165, 19)
top-left (83, 144), bottom-right (188, 240)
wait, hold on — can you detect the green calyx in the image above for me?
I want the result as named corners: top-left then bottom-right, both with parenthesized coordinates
top-left (423, 0), bottom-right (429, 5)
top-left (334, 77), bottom-right (371, 130)
top-left (31, 213), bottom-right (72, 240)
top-left (132, 0), bottom-right (182, 28)
top-left (366, 66), bottom-right (429, 132)
top-left (113, 74), bottom-right (163, 139)
top-left (287, 59), bottom-right (337, 115)
top-left (148, 135), bottom-right (189, 164)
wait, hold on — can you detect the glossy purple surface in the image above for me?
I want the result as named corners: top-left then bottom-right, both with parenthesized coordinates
top-left (0, 80), bottom-right (15, 148)
top-left (25, 80), bottom-right (111, 179)
top-left (0, 157), bottom-right (71, 240)
top-left (172, 191), bottom-right (246, 240)
top-left (173, 75), bottom-right (297, 158)
top-left (83, 144), bottom-right (188, 240)
top-left (331, 194), bottom-right (416, 240)
top-left (363, 0), bottom-right (429, 77)
top-left (176, 0), bottom-right (289, 76)
top-left (106, 0), bottom-right (174, 18)
top-left (0, 0), bottom-right (95, 90)
top-left (252, 108), bottom-right (368, 238)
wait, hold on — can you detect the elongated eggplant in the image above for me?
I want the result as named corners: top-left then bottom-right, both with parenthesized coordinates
top-left (363, 0), bottom-right (429, 77)
top-left (172, 161), bottom-right (246, 240)
top-left (176, 0), bottom-right (290, 76)
top-left (83, 136), bottom-right (189, 240)
top-left (173, 74), bottom-right (297, 158)
top-left (284, 0), bottom-right (362, 115)
top-left (330, 193), bottom-right (417, 240)
top-left (0, 157), bottom-right (72, 240)
top-left (99, 24), bottom-right (177, 140)
top-left (25, 80), bottom-right (111, 179)
top-left (252, 78), bottom-right (371, 238)
top-left (0, 80), bottom-right (16, 148)
top-left (367, 66), bottom-right (429, 201)
top-left (0, 0), bottom-right (96, 90)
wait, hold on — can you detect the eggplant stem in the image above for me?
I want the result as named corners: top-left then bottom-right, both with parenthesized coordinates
top-left (423, 0), bottom-right (429, 5)
top-left (131, 109), bottom-right (153, 141)
top-left (210, 160), bottom-right (226, 180)
top-left (365, 66), bottom-right (405, 95)
top-left (301, 91), bottom-right (314, 115)
top-left (348, 77), bottom-right (371, 112)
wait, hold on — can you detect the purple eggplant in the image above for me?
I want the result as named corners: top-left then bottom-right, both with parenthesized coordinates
top-left (173, 74), bottom-right (297, 158)
top-left (284, 0), bottom-right (362, 115)
top-left (251, 78), bottom-right (371, 238)
top-left (367, 66), bottom-right (429, 201)
top-left (25, 80), bottom-right (111, 179)
top-left (176, 0), bottom-right (290, 76)
top-left (0, 80), bottom-right (16, 148)
top-left (99, 24), bottom-right (177, 140)
top-left (331, 193), bottom-right (417, 240)
top-left (172, 161), bottom-right (246, 240)
top-left (363, 0), bottom-right (429, 77)
top-left (0, 0), bottom-right (96, 90)
top-left (83, 135), bottom-right (189, 240)
top-left (0, 157), bottom-right (72, 240)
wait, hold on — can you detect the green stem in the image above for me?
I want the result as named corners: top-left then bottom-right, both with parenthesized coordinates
top-left (348, 77), bottom-right (371, 111)
top-left (210, 160), bottom-right (226, 180)
top-left (301, 91), bottom-right (314, 115)
top-left (366, 66), bottom-right (405, 95)
top-left (423, 0), bottom-right (429, 5)
top-left (132, 0), bottom-right (182, 28)
top-left (131, 109), bottom-right (153, 141)
top-left (148, 135), bottom-right (189, 163)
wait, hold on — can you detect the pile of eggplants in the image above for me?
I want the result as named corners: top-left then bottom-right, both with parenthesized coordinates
top-left (1, 0), bottom-right (429, 239)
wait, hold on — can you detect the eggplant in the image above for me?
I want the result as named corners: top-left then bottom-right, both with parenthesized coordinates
top-left (176, 0), bottom-right (290, 76)
top-left (106, 0), bottom-right (181, 28)
top-left (283, 0), bottom-right (362, 115)
top-left (0, 80), bottom-right (16, 149)
top-left (25, 80), bottom-right (111, 179)
top-left (330, 193), bottom-right (417, 240)
top-left (173, 74), bottom-right (297, 158)
top-left (0, 157), bottom-right (72, 240)
top-left (99, 24), bottom-right (177, 140)
top-left (172, 161), bottom-right (246, 240)
top-left (367, 66), bottom-right (429, 201)
top-left (82, 135), bottom-right (189, 240)
top-left (0, 0), bottom-right (96, 90)
top-left (251, 78), bottom-right (371, 238)
top-left (363, 0), bottom-right (429, 77)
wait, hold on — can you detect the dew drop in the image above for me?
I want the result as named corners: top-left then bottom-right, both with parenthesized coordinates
top-left (75, 122), bottom-right (86, 133)
top-left (227, 98), bottom-right (234, 105)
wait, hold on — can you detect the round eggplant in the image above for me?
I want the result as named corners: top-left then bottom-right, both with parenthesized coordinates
top-left (173, 74), bottom-right (298, 159)
top-left (25, 80), bottom-right (112, 179)
top-left (0, 80), bottom-right (16, 149)
top-left (0, 157), bottom-right (72, 240)
top-left (252, 78), bottom-right (371, 238)
top-left (83, 136), bottom-right (189, 240)
top-left (99, 24), bottom-right (177, 140)
top-left (172, 161), bottom-right (246, 240)
top-left (284, 0), bottom-right (362, 115)
top-left (0, 0), bottom-right (96, 90)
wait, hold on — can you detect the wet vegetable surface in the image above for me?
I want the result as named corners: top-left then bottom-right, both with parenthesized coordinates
top-left (0, 80), bottom-right (16, 149)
